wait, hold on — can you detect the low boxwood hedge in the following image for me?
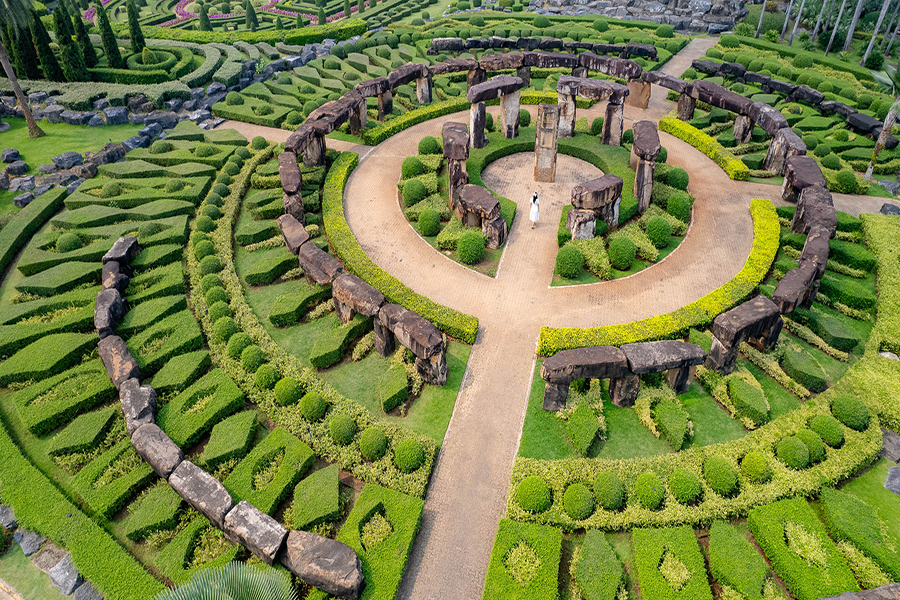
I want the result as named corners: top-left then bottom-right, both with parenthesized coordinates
top-left (484, 519), bottom-right (562, 599)
top-left (632, 525), bottom-right (713, 600)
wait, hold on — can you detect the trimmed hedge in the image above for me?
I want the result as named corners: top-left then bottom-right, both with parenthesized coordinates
top-left (0, 187), bottom-right (67, 276)
top-left (48, 406), bottom-right (117, 456)
top-left (708, 521), bottom-right (770, 600)
top-left (290, 464), bottom-right (341, 529)
top-left (632, 525), bottom-right (713, 600)
top-left (72, 439), bottom-right (155, 519)
top-left (567, 403), bottom-right (600, 456)
top-left (659, 116), bottom-right (749, 181)
top-left (156, 368), bottom-right (244, 447)
top-left (150, 350), bottom-right (212, 396)
top-left (378, 363), bottom-right (409, 413)
top-left (309, 314), bottom-right (372, 368)
top-left (199, 410), bottom-right (258, 469)
top-left (123, 484), bottom-right (183, 541)
top-left (574, 530), bottom-right (625, 600)
top-left (0, 332), bottom-right (98, 387)
top-left (484, 519), bottom-right (562, 599)
top-left (126, 310), bottom-right (204, 375)
top-left (821, 487), bottom-right (900, 581)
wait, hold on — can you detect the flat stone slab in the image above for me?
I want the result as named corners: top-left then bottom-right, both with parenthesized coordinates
top-left (467, 75), bottom-right (525, 104)
top-left (557, 76), bottom-right (627, 103)
top-left (712, 295), bottom-right (783, 347)
top-left (572, 174), bottom-right (623, 210)
top-left (333, 273), bottom-right (385, 317)
top-left (885, 465), bottom-right (900, 496)
top-left (49, 553), bottom-right (83, 596)
top-left (223, 501), bottom-right (288, 565)
top-left (279, 530), bottom-right (364, 600)
top-left (687, 79), bottom-right (753, 115)
top-left (479, 52), bottom-right (524, 71)
top-left (456, 184), bottom-right (500, 220)
top-left (297, 243), bottom-right (343, 285)
top-left (632, 120), bottom-right (660, 160)
top-left (32, 544), bottom-right (67, 573)
top-left (541, 345), bottom-right (628, 384)
top-left (785, 156), bottom-right (827, 192)
top-left (277, 214), bottom-right (310, 254)
top-left (378, 303), bottom-right (443, 359)
top-left (428, 57), bottom-right (477, 76)
top-left (442, 121), bottom-right (470, 161)
top-left (578, 52), bottom-right (641, 79)
top-left (749, 102), bottom-right (789, 136)
top-left (120, 378), bottom-right (157, 435)
top-left (103, 236), bottom-right (141, 265)
top-left (132, 423), bottom-right (184, 478)
top-left (848, 112), bottom-right (883, 134)
top-left (621, 340), bottom-right (706, 374)
top-left (387, 63), bottom-right (428, 89)
top-left (99, 336), bottom-right (140, 390)
top-left (641, 71), bottom-right (685, 93)
top-left (355, 76), bottom-right (390, 98)
top-left (168, 460), bottom-right (234, 529)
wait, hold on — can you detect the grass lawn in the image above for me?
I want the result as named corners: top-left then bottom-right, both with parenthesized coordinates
top-left (839, 457), bottom-right (900, 543)
top-left (0, 118), bottom-right (142, 214)
top-left (0, 545), bottom-right (68, 600)
top-left (742, 360), bottom-right (801, 419)
top-left (680, 380), bottom-right (746, 448)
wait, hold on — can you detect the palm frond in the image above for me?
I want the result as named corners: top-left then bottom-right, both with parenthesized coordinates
top-left (154, 562), bottom-right (299, 600)
top-left (0, 0), bottom-right (34, 33)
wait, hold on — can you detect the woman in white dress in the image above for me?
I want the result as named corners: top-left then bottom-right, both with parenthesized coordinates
top-left (530, 192), bottom-right (540, 229)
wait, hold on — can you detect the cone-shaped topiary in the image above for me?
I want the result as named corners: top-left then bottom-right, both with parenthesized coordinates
top-left (94, 2), bottom-right (124, 69)
top-left (10, 24), bottom-right (41, 80)
top-left (31, 13), bottom-right (65, 82)
top-left (71, 6), bottom-right (98, 68)
top-left (126, 0), bottom-right (145, 52)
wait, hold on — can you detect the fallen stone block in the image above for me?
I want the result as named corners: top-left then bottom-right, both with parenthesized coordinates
top-left (168, 461), bottom-right (234, 529)
top-left (279, 529), bottom-right (365, 600)
top-left (223, 501), bottom-right (288, 565)
top-left (131, 423), bottom-right (184, 478)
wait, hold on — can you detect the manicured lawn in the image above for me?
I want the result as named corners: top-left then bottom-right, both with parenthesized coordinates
top-left (743, 361), bottom-right (801, 419)
top-left (0, 545), bottom-right (68, 600)
top-left (680, 381), bottom-right (746, 448)
top-left (517, 361), bottom-right (574, 460)
top-left (0, 119), bottom-right (142, 214)
top-left (839, 457), bottom-right (900, 543)
top-left (599, 399), bottom-right (673, 460)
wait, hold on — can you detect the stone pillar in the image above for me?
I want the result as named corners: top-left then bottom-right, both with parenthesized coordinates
top-left (448, 159), bottom-right (468, 208)
top-left (557, 92), bottom-right (576, 139)
top-left (625, 80), bottom-right (651, 109)
top-left (499, 90), bottom-right (521, 139)
top-left (633, 157), bottom-right (655, 214)
top-left (443, 121), bottom-right (470, 208)
top-left (416, 75), bottom-right (432, 104)
top-left (705, 335), bottom-right (738, 374)
top-left (601, 102), bottom-right (624, 146)
top-left (416, 350), bottom-right (448, 386)
top-left (733, 114), bottom-right (753, 144)
top-left (470, 101), bottom-right (487, 149)
top-left (348, 101), bottom-right (366, 136)
top-left (609, 372), bottom-right (640, 407)
top-left (483, 215), bottom-right (508, 249)
top-left (667, 366), bottom-right (692, 394)
top-left (333, 299), bottom-right (355, 324)
top-left (571, 66), bottom-right (587, 78)
top-left (302, 134), bottom-right (325, 167)
top-left (764, 127), bottom-right (806, 176)
top-left (534, 103), bottom-right (560, 183)
top-left (373, 319), bottom-right (395, 357)
top-left (566, 209), bottom-right (596, 240)
top-left (542, 382), bottom-right (569, 411)
top-left (377, 90), bottom-right (392, 121)
top-left (516, 65), bottom-right (531, 88)
top-left (467, 67), bottom-right (486, 91)
top-left (677, 93), bottom-right (696, 121)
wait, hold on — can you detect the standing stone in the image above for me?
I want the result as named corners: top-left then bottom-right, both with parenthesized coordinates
top-left (764, 127), bottom-right (806, 176)
top-left (303, 133), bottom-right (326, 168)
top-left (782, 156), bottom-right (826, 204)
top-left (677, 93), bottom-right (696, 121)
top-left (572, 174), bottom-right (624, 231)
top-left (499, 89), bottom-right (521, 139)
top-left (467, 67), bottom-right (486, 91)
top-left (348, 99), bottom-right (366, 136)
top-left (482, 215), bottom-right (508, 249)
top-left (470, 101), bottom-right (487, 149)
top-left (443, 122), bottom-right (469, 208)
top-left (373, 317), bottom-right (395, 357)
top-left (732, 114), bottom-right (753, 144)
top-left (630, 120), bottom-right (660, 214)
top-left (377, 90), bottom-right (392, 121)
top-left (542, 382), bottom-right (569, 411)
top-left (534, 104), bottom-right (560, 183)
top-left (625, 80), bottom-right (651, 109)
top-left (609, 372), bottom-right (640, 407)
top-left (558, 90), bottom-right (576, 139)
top-left (566, 209), bottom-right (596, 240)
top-left (516, 65), bottom-right (531, 87)
top-left (416, 75), bottom-right (432, 104)
top-left (602, 102), bottom-right (624, 146)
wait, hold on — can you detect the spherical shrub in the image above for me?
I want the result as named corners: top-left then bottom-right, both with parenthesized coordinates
top-left (226, 332), bottom-right (252, 359)
top-left (165, 179), bottom-right (185, 193)
top-left (213, 316), bottom-right (238, 342)
top-left (56, 233), bottom-right (82, 253)
top-left (394, 439), bottom-right (425, 473)
top-left (634, 472), bottom-right (665, 510)
top-left (777, 435), bottom-right (810, 470)
top-left (215, 173), bottom-right (232, 186)
top-left (533, 14), bottom-right (550, 27)
top-left (667, 167), bottom-right (689, 190)
top-left (720, 33), bottom-right (739, 47)
top-left (608, 237), bottom-right (636, 271)
top-left (360, 427), bottom-right (388, 460)
top-left (212, 183), bottom-right (229, 196)
top-left (656, 24), bottom-right (674, 37)
top-left (255, 104), bottom-right (274, 116)
top-left (150, 140), bottom-right (172, 154)
top-left (205, 286), bottom-right (227, 306)
top-left (814, 142), bottom-right (832, 158)
top-left (800, 134), bottom-right (818, 151)
top-left (835, 170), bottom-right (857, 194)
top-left (833, 129), bottom-right (850, 142)
top-left (831, 393), bottom-right (869, 431)
top-left (201, 273), bottom-right (222, 293)
top-left (401, 156), bottom-right (424, 179)
top-left (645, 217), bottom-right (672, 249)
top-left (809, 414), bottom-right (844, 448)
top-left (668, 467), bottom-right (702, 504)
top-left (223, 162), bottom-right (240, 176)
top-left (274, 377), bottom-right (302, 406)
top-left (657, 147), bottom-right (668, 163)
top-left (740, 451), bottom-right (772, 484)
top-left (591, 117), bottom-right (604, 136)
top-left (622, 128), bottom-right (633, 144)
top-left (563, 483), bottom-right (595, 520)
top-left (821, 154), bottom-right (841, 170)
top-left (457, 231), bottom-right (486, 265)
top-left (194, 239), bottom-right (215, 260)
top-left (202, 205), bottom-right (223, 220)
top-left (255, 363), bottom-right (278, 389)
top-left (300, 392), bottom-right (328, 422)
top-left (519, 109), bottom-right (531, 127)
top-left (667, 194), bottom-right (691, 223)
top-left (419, 209), bottom-right (441, 237)
top-left (330, 414), bottom-right (357, 446)
top-left (555, 244), bottom-right (584, 278)
top-left (236, 147), bottom-right (251, 159)
top-left (100, 181), bottom-right (121, 198)
top-left (241, 345), bottom-right (265, 373)
top-left (796, 428), bottom-right (825, 464)
top-left (704, 456), bottom-right (739, 497)
top-left (225, 91), bottom-right (244, 106)
top-left (206, 193), bottom-right (223, 207)
top-left (516, 475), bottom-right (552, 513)
top-left (818, 81), bottom-right (833, 94)
top-left (793, 53), bottom-right (813, 68)
top-left (402, 179), bottom-right (427, 207)
top-left (593, 471), bottom-right (624, 511)
top-left (857, 94), bottom-right (874, 109)
top-left (250, 136), bottom-right (267, 150)
top-left (417, 136), bottom-right (441, 155)
top-left (208, 301), bottom-right (231, 322)
top-left (196, 215), bottom-right (216, 234)
top-left (194, 144), bottom-right (217, 159)
top-left (200, 255), bottom-right (223, 275)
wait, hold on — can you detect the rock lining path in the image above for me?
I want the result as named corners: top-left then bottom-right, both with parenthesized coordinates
top-left (218, 37), bottom-right (900, 600)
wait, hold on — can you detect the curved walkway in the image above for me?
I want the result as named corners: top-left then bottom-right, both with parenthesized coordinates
top-left (216, 37), bottom-right (900, 600)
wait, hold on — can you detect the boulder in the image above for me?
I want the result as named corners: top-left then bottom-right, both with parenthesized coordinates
top-left (103, 106), bottom-right (128, 125)
top-left (632, 120), bottom-right (660, 160)
top-left (0, 172), bottom-right (7, 191)
top-left (99, 336), bottom-right (140, 389)
top-left (764, 127), bottom-right (807, 175)
top-left (13, 529), bottom-right (45, 556)
top-left (13, 193), bottom-right (33, 208)
top-left (790, 84), bottom-right (824, 105)
top-left (43, 105), bottom-right (65, 123)
top-left (103, 236), bottom-right (141, 265)
top-left (332, 273), bottom-right (386, 322)
top-left (621, 340), bottom-right (706, 374)
top-left (5, 160), bottom-right (27, 176)
top-left (1, 148), bottom-right (19, 162)
top-left (442, 121), bottom-right (470, 161)
top-left (73, 582), bottom-right (103, 600)
top-left (818, 100), bottom-right (857, 118)
top-left (456, 184), bottom-right (500, 221)
top-left (94, 288), bottom-right (126, 338)
top-left (61, 111), bottom-right (93, 126)
top-left (143, 110), bottom-right (178, 130)
top-left (483, 214), bottom-right (508, 249)
top-left (467, 75), bottom-right (525, 104)
top-left (691, 59), bottom-right (721, 75)
top-left (743, 71), bottom-right (770, 86)
top-left (881, 202), bottom-right (900, 215)
top-left (223, 501), bottom-right (288, 565)
top-left (593, 42), bottom-right (625, 55)
top-left (766, 79), bottom-right (796, 95)
top-left (749, 101), bottom-right (788, 136)
top-left (783, 156), bottom-right (826, 204)
top-left (277, 214), bottom-right (310, 254)
top-left (278, 151), bottom-right (302, 194)
top-left (719, 61), bottom-right (746, 78)
top-left (0, 505), bottom-right (17, 531)
top-left (279, 530), bottom-right (364, 600)
top-left (120, 377), bottom-right (156, 435)
top-left (430, 37), bottom-right (465, 53)
top-left (48, 554), bottom-right (82, 595)
top-left (792, 184), bottom-right (836, 235)
top-left (8, 175), bottom-right (34, 193)
top-left (66, 178), bottom-right (85, 194)
top-left (625, 42), bottom-right (657, 60)
top-left (131, 423), bottom-right (184, 478)
top-left (139, 122), bottom-right (162, 139)
top-left (168, 461), bottom-right (234, 529)
top-left (516, 37), bottom-right (541, 50)
top-left (566, 209), bottom-right (596, 240)
top-left (847, 111), bottom-right (882, 134)
top-left (771, 262), bottom-right (818, 313)
top-left (297, 242), bottom-right (343, 285)
top-left (800, 224), bottom-right (832, 278)
top-left (538, 38), bottom-right (565, 50)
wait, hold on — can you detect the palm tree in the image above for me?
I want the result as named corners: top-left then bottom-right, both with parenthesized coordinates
top-left (843, 0), bottom-right (866, 51)
top-left (0, 0), bottom-right (45, 137)
top-left (789, 0), bottom-right (808, 44)
top-left (756, 0), bottom-right (767, 38)
top-left (826, 0), bottom-right (850, 54)
top-left (865, 65), bottom-right (900, 179)
top-left (781, 0), bottom-right (797, 42)
top-left (153, 562), bottom-right (299, 600)
top-left (886, 20), bottom-right (900, 54)
top-left (813, 0), bottom-right (835, 40)
top-left (880, 0), bottom-right (900, 51)
top-left (862, 0), bottom-right (893, 65)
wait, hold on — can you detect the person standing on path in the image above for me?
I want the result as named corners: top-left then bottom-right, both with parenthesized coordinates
top-left (530, 192), bottom-right (540, 229)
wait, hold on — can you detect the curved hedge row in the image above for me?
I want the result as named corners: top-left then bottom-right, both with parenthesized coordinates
top-left (0, 187), bottom-right (67, 277)
top-left (111, 17), bottom-right (367, 45)
top-left (323, 152), bottom-right (480, 343)
top-left (537, 198), bottom-right (779, 356)
top-left (659, 116), bottom-right (750, 181)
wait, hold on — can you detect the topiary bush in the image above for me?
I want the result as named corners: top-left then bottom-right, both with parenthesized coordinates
top-left (668, 467), bottom-right (702, 505)
top-left (667, 194), bottom-right (691, 223)
top-left (457, 230), bottom-right (486, 264)
top-left (591, 117), bottom-right (604, 135)
top-left (394, 439), bottom-right (425, 473)
top-left (740, 451), bottom-right (772, 484)
top-left (656, 24), bottom-right (674, 37)
top-left (150, 140), bottom-right (172, 155)
top-left (555, 244), bottom-right (584, 278)
top-left (240, 345), bottom-right (265, 373)
top-left (517, 475), bottom-right (552, 513)
top-left (196, 216), bottom-right (216, 234)
top-left (519, 109), bottom-right (531, 127)
top-left (704, 456), bottom-right (739, 497)
top-left (402, 156), bottom-right (424, 178)
top-left (834, 170), bottom-right (857, 194)
top-left (213, 316), bottom-right (238, 342)
top-left (776, 435), bottom-right (810, 470)
top-left (56, 233), bottom-right (83, 254)
top-left (330, 414), bottom-right (357, 446)
top-left (563, 483), bottom-right (595, 520)
top-left (622, 128), bottom-right (633, 144)
top-left (402, 179), bottom-right (427, 207)
top-left (822, 154), bottom-right (841, 170)
top-left (274, 377), bottom-right (302, 406)
top-left (359, 427), bottom-right (388, 461)
top-left (809, 414), bottom-right (844, 448)
top-left (208, 301), bottom-right (230, 322)
top-left (634, 472), bottom-right (664, 510)
top-left (419, 209), bottom-right (441, 237)
top-left (645, 217), bottom-right (672, 249)
top-left (254, 363), bottom-right (278, 390)
top-left (795, 428), bottom-right (825, 464)
top-left (225, 91), bottom-right (244, 105)
top-left (417, 136), bottom-right (441, 155)
top-left (250, 136), bottom-right (267, 150)
top-left (533, 14), bottom-right (550, 27)
top-left (226, 332), bottom-right (252, 359)
top-left (831, 393), bottom-right (869, 431)
top-left (100, 181), bottom-right (121, 198)
top-left (667, 167), bottom-right (689, 191)
top-left (194, 239), bottom-right (215, 260)
top-left (608, 237), bottom-right (636, 271)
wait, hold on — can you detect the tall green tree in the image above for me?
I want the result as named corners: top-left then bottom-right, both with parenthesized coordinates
top-left (343, 0), bottom-right (349, 16)
top-left (53, 0), bottom-right (75, 41)
top-left (95, 1), bottom-right (124, 68)
top-left (199, 4), bottom-right (211, 30)
top-left (296, 13), bottom-right (305, 26)
top-left (71, 3), bottom-right (98, 67)
top-left (357, 0), bottom-right (363, 13)
top-left (126, 0), bottom-right (145, 52)
top-left (53, 1), bottom-right (88, 81)
top-left (9, 23), bottom-right (41, 80)
top-left (317, 5), bottom-right (325, 24)
top-left (274, 15), bottom-right (282, 28)
top-left (30, 12), bottom-right (64, 82)
top-left (0, 0), bottom-right (44, 137)
top-left (244, 2), bottom-right (257, 30)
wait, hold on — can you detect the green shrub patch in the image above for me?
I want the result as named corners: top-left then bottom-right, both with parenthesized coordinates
top-left (126, 262), bottom-right (186, 305)
top-left (567, 403), bottom-right (600, 456)
top-left (48, 406), bottom-right (117, 456)
top-left (126, 310), bottom-right (204, 375)
top-left (123, 484), bottom-right (183, 541)
top-left (150, 350), bottom-right (212, 396)
top-left (115, 295), bottom-right (187, 337)
top-left (130, 244), bottom-right (184, 270)
top-left (14, 261), bottom-right (100, 296)
top-left (0, 287), bottom-right (96, 326)
top-left (484, 519), bottom-right (562, 600)
top-left (0, 332), bottom-right (98, 387)
top-left (653, 397), bottom-right (691, 451)
top-left (821, 487), bottom-right (900, 580)
top-left (632, 526), bottom-right (713, 600)
top-left (290, 464), bottom-right (341, 529)
top-left (243, 250), bottom-right (297, 286)
top-left (128, 141), bottom-right (237, 168)
top-left (831, 393), bottom-right (870, 431)
top-left (829, 240), bottom-right (876, 272)
top-left (378, 364), bottom-right (408, 413)
top-left (747, 498), bottom-right (859, 600)
top-left (309, 314), bottom-right (373, 368)
top-left (236, 220), bottom-right (279, 245)
top-left (223, 427), bottom-right (314, 514)
top-left (72, 439), bottom-right (155, 519)
top-left (727, 376), bottom-right (770, 427)
top-left (156, 368), bottom-right (244, 448)
top-left (819, 272), bottom-right (877, 310)
top-left (781, 348), bottom-right (828, 393)
top-left (0, 306), bottom-right (94, 357)
top-left (51, 200), bottom-right (195, 230)
top-left (154, 517), bottom-right (239, 585)
top-left (574, 530), bottom-right (626, 600)
top-left (708, 521), bottom-right (770, 600)
top-left (268, 284), bottom-right (330, 326)
top-left (199, 410), bottom-right (258, 469)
